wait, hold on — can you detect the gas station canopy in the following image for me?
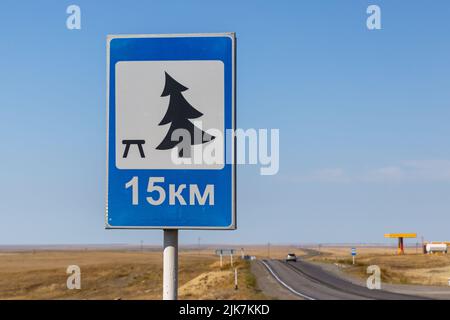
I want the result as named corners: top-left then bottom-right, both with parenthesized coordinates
top-left (384, 233), bottom-right (417, 238)
top-left (384, 233), bottom-right (417, 254)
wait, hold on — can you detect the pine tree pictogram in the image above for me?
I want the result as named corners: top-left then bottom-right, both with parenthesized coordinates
top-left (156, 72), bottom-right (215, 157)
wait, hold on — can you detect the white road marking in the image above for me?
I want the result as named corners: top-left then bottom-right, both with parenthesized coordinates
top-left (260, 260), bottom-right (316, 300)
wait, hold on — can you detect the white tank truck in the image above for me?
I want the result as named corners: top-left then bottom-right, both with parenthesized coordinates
top-left (425, 243), bottom-right (448, 254)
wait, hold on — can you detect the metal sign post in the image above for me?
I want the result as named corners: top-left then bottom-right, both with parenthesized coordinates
top-left (351, 247), bottom-right (356, 265)
top-left (163, 229), bottom-right (178, 300)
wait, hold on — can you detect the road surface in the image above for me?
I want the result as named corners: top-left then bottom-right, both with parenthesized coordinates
top-left (259, 259), bottom-right (427, 300)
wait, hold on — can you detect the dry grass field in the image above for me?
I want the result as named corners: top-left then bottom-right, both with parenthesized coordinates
top-left (0, 249), bottom-right (266, 300)
top-left (8, 244), bottom-right (447, 299)
top-left (308, 246), bottom-right (450, 286)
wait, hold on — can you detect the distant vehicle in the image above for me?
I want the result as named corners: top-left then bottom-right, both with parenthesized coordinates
top-left (286, 253), bottom-right (297, 262)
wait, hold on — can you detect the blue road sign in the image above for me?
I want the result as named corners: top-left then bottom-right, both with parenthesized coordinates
top-left (106, 33), bottom-right (236, 229)
top-left (351, 248), bottom-right (357, 256)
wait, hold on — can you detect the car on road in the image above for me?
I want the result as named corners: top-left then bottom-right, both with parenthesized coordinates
top-left (286, 253), bottom-right (297, 262)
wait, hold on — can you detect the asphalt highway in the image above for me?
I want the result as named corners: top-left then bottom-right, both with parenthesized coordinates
top-left (260, 259), bottom-right (428, 300)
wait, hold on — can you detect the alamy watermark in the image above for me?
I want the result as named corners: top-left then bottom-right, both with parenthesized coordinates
top-left (66, 265), bottom-right (81, 290)
top-left (366, 265), bottom-right (381, 290)
top-left (66, 5), bottom-right (81, 30)
top-left (366, 5), bottom-right (381, 30)
top-left (164, 121), bottom-right (279, 176)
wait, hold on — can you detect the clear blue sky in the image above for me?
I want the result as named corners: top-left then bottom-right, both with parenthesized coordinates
top-left (0, 0), bottom-right (449, 245)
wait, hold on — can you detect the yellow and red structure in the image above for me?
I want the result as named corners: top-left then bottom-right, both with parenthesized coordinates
top-left (384, 233), bottom-right (417, 254)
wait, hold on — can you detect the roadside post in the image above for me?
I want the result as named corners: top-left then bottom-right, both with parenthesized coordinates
top-left (106, 33), bottom-right (236, 300)
top-left (351, 247), bottom-right (357, 265)
top-left (234, 268), bottom-right (238, 290)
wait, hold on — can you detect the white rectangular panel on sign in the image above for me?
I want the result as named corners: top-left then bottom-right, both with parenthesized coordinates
top-left (115, 60), bottom-right (224, 170)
